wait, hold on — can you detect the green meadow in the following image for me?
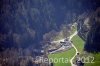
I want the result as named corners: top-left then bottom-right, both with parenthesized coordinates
top-left (48, 48), bottom-right (76, 66)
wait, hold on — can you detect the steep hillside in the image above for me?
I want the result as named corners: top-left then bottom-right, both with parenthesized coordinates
top-left (0, 0), bottom-right (86, 50)
top-left (84, 8), bottom-right (100, 52)
top-left (77, 8), bottom-right (100, 66)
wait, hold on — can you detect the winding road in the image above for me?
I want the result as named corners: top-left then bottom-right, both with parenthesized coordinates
top-left (50, 30), bottom-right (79, 66)
top-left (69, 31), bottom-right (78, 66)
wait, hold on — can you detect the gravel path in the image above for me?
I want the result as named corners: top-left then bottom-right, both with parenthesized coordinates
top-left (69, 31), bottom-right (78, 66)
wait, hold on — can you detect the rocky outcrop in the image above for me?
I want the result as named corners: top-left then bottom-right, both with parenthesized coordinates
top-left (77, 12), bottom-right (90, 41)
top-left (84, 8), bottom-right (100, 52)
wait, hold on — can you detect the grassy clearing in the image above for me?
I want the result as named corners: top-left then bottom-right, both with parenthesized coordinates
top-left (69, 23), bottom-right (100, 66)
top-left (71, 31), bottom-right (85, 64)
top-left (48, 23), bottom-right (83, 66)
top-left (85, 60), bottom-right (100, 66)
top-left (48, 48), bottom-right (76, 66)
top-left (71, 33), bottom-right (100, 66)
top-left (84, 53), bottom-right (100, 66)
top-left (72, 35), bottom-right (100, 66)
top-left (72, 35), bottom-right (84, 53)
